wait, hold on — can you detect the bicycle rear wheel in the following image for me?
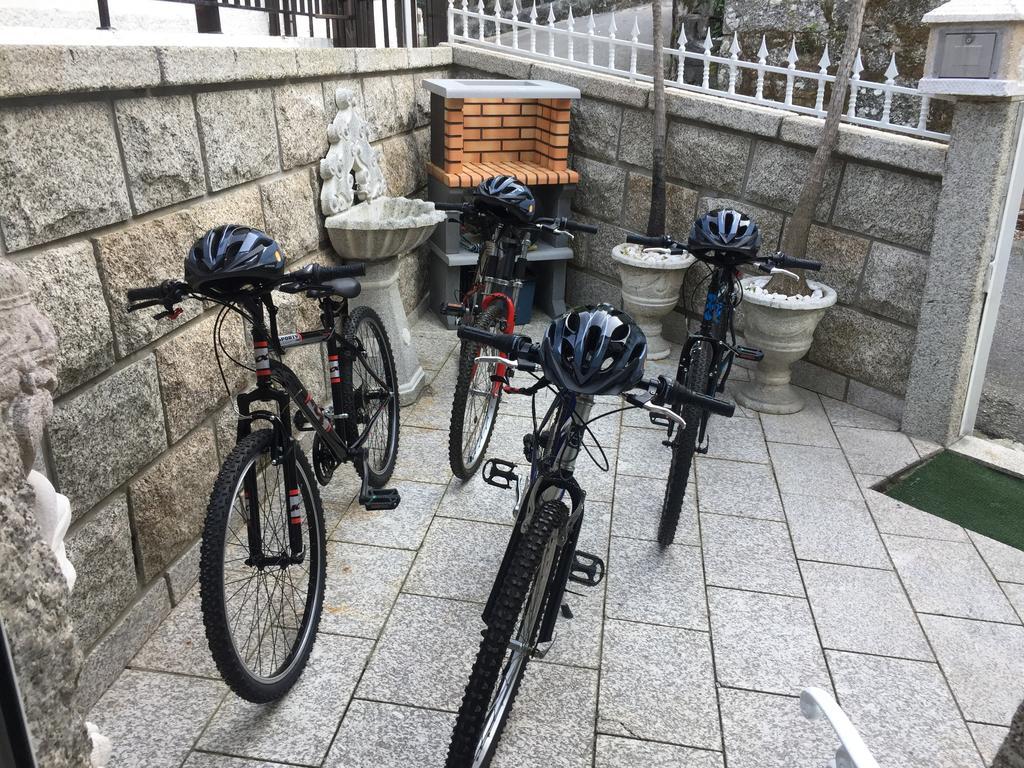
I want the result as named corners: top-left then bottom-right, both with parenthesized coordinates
top-left (200, 429), bottom-right (326, 702)
top-left (449, 302), bottom-right (507, 480)
top-left (341, 306), bottom-right (400, 487)
top-left (658, 340), bottom-right (713, 546)
top-left (446, 500), bottom-right (568, 768)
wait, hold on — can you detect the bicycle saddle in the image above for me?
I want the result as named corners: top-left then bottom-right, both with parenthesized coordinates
top-left (323, 277), bottom-right (361, 299)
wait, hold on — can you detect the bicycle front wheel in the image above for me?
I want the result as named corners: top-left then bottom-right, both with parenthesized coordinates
top-left (446, 500), bottom-right (568, 768)
top-left (658, 340), bottom-right (713, 546)
top-left (200, 429), bottom-right (326, 702)
top-left (341, 306), bottom-right (400, 487)
top-left (449, 302), bottom-right (507, 480)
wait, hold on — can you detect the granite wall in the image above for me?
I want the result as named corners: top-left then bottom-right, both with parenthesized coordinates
top-left (453, 45), bottom-right (946, 422)
top-left (0, 41), bottom-right (450, 710)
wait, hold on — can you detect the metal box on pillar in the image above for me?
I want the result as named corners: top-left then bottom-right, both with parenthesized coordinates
top-left (919, 0), bottom-right (1024, 96)
top-left (422, 78), bottom-right (582, 328)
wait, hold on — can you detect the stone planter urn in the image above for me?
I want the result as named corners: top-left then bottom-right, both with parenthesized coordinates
top-left (611, 243), bottom-right (696, 360)
top-left (320, 88), bottom-right (444, 405)
top-left (735, 275), bottom-right (838, 414)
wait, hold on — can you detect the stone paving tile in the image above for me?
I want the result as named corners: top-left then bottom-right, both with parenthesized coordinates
top-left (967, 722), bottom-right (1010, 767)
top-left (920, 614), bottom-right (1024, 726)
top-left (404, 516), bottom-right (510, 603)
top-left (884, 534), bottom-right (1019, 623)
top-left (695, 458), bottom-right (784, 521)
top-left (800, 561), bottom-right (932, 661)
top-left (573, 446), bottom-right (618, 502)
top-left (321, 541), bottom-right (414, 639)
top-left (332, 480), bottom-right (444, 550)
top-left (820, 396), bottom-right (899, 431)
top-left (392, 425), bottom-right (455, 485)
top-left (401, 388), bottom-right (456, 430)
top-left (356, 593), bottom-right (479, 712)
top-left (863, 488), bottom-right (968, 542)
top-left (855, 474), bottom-right (884, 492)
top-left (323, 699), bottom-right (453, 767)
top-left (782, 494), bottom-right (891, 569)
top-left (760, 395), bottom-right (840, 449)
top-left (184, 755), bottom-right (293, 767)
top-left (616, 426), bottom-right (673, 479)
top-left (543, 574), bottom-right (606, 670)
top-left (197, 633), bottom-right (373, 765)
top-left (594, 735), bottom-right (724, 767)
top-left (767, 442), bottom-right (862, 501)
top-left (827, 650), bottom-right (984, 768)
top-left (1004, 582), bottom-right (1024, 622)
top-left (911, 436), bottom-right (943, 459)
top-left (612, 473), bottom-right (698, 545)
top-left (718, 688), bottom-right (837, 768)
top-left (703, 416), bottom-right (770, 464)
top-left (130, 586), bottom-right (219, 679)
top-left (701, 513), bottom-right (805, 597)
top-left (606, 536), bottom-right (707, 630)
top-left (90, 669), bottom-right (225, 768)
top-left (438, 471), bottom-right (519, 525)
top-left (598, 619), bottom-right (721, 751)
top-left (969, 531), bottom-right (1024, 583)
top-left (489, 413), bottom-right (538, 464)
top-left (707, 588), bottom-right (830, 697)
top-left (492, 662), bottom-right (598, 768)
top-left (834, 425), bottom-right (920, 477)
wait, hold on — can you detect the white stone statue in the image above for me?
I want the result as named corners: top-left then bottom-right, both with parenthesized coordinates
top-left (320, 87), bottom-right (387, 216)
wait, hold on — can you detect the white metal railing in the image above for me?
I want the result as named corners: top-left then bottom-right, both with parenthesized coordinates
top-left (447, 1), bottom-right (950, 142)
top-left (801, 688), bottom-right (881, 768)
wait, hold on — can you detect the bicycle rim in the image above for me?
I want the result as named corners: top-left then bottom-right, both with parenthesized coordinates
top-left (351, 314), bottom-right (397, 476)
top-left (462, 357), bottom-right (502, 468)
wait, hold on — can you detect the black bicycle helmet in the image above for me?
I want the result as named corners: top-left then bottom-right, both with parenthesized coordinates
top-left (473, 175), bottom-right (536, 223)
top-left (688, 209), bottom-right (762, 257)
top-left (540, 304), bottom-right (647, 396)
top-left (184, 225), bottom-right (285, 296)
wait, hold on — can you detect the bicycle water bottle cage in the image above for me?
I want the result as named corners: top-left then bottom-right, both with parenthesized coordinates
top-left (482, 458), bottom-right (519, 491)
top-left (568, 551), bottom-right (605, 587)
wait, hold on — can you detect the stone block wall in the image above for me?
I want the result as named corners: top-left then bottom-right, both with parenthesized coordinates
top-left (0, 41), bottom-right (451, 709)
top-left (454, 46), bottom-right (946, 421)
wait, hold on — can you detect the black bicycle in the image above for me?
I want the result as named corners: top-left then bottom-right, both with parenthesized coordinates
top-left (126, 255), bottom-right (400, 702)
top-left (626, 212), bottom-right (821, 545)
top-left (444, 308), bottom-right (731, 766)
top-left (436, 178), bottom-right (597, 481)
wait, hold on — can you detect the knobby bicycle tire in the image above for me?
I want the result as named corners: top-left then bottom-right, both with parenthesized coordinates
top-left (449, 302), bottom-right (507, 480)
top-left (200, 429), bottom-right (326, 702)
top-left (658, 341), bottom-right (713, 546)
top-left (445, 499), bottom-right (568, 767)
top-left (341, 305), bottom-right (400, 487)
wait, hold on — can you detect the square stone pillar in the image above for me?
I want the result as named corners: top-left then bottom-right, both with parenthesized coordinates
top-left (902, 0), bottom-right (1024, 443)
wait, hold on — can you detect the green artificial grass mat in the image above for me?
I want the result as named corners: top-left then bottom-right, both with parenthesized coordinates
top-left (885, 450), bottom-right (1024, 553)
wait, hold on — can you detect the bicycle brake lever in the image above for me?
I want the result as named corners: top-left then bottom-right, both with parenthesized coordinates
top-left (475, 354), bottom-right (538, 373)
top-left (768, 266), bottom-right (800, 282)
top-left (622, 391), bottom-right (686, 428)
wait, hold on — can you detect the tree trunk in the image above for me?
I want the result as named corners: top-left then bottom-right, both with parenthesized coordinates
top-left (648, 0), bottom-right (668, 237)
top-left (767, 0), bottom-right (868, 296)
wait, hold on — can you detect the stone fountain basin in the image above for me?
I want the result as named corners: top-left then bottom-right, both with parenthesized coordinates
top-left (326, 197), bottom-right (445, 261)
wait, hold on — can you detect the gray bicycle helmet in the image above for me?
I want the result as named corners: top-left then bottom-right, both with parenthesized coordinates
top-left (688, 209), bottom-right (762, 257)
top-left (185, 225), bottom-right (285, 296)
top-left (540, 304), bottom-right (647, 396)
top-left (473, 175), bottom-right (536, 223)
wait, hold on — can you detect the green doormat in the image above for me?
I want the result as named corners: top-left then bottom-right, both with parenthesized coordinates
top-left (884, 450), bottom-right (1024, 552)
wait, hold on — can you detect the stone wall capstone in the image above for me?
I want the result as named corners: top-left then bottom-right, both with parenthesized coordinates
top-left (0, 41), bottom-right (452, 713)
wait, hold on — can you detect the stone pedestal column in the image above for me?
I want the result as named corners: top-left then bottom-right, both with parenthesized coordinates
top-left (903, 0), bottom-right (1024, 443)
top-left (348, 255), bottom-right (426, 405)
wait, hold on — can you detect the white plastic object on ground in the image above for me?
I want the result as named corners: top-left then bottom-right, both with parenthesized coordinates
top-left (800, 687), bottom-right (881, 768)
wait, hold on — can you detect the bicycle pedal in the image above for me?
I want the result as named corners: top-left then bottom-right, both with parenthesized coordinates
top-left (568, 551), bottom-right (605, 587)
top-left (439, 302), bottom-right (466, 318)
top-left (359, 487), bottom-right (401, 511)
top-left (482, 459), bottom-right (518, 490)
top-left (734, 345), bottom-right (764, 362)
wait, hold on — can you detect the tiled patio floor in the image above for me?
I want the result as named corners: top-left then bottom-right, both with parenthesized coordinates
top-left (89, 314), bottom-right (1024, 768)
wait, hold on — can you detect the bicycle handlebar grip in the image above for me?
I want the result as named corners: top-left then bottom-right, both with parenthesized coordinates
top-left (313, 263), bottom-right (366, 280)
top-left (563, 219), bottom-right (598, 234)
top-left (625, 232), bottom-right (670, 247)
top-left (435, 202), bottom-right (469, 213)
top-left (126, 285), bottom-right (167, 302)
top-left (672, 382), bottom-right (736, 418)
top-left (778, 254), bottom-right (822, 271)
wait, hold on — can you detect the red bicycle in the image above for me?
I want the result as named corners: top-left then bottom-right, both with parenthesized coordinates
top-left (437, 178), bottom-right (596, 480)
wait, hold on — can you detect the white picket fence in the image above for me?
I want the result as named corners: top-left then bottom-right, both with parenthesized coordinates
top-left (446, 0), bottom-right (950, 143)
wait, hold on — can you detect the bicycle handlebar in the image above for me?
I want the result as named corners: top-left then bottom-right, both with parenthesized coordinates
top-left (625, 231), bottom-right (822, 272)
top-left (435, 200), bottom-right (598, 235)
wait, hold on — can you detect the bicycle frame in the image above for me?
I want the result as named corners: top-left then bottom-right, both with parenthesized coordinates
top-left (481, 392), bottom-right (592, 646)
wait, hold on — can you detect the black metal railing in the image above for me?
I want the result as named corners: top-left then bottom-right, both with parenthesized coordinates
top-left (96, 0), bottom-right (448, 47)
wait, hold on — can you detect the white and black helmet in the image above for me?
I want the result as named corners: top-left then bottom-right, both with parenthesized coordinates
top-left (540, 304), bottom-right (647, 396)
top-left (688, 209), bottom-right (762, 257)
